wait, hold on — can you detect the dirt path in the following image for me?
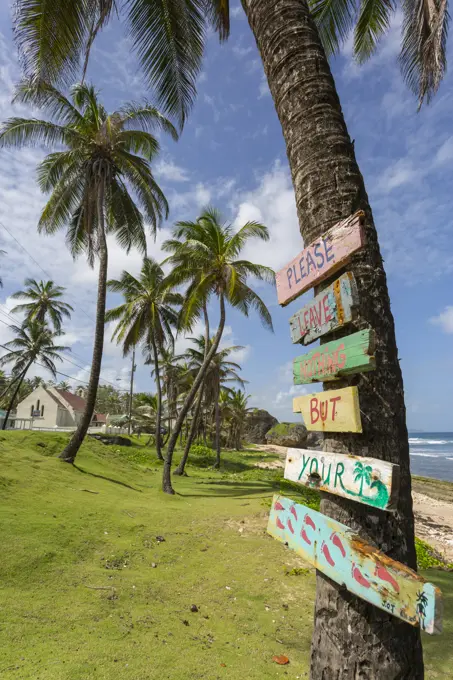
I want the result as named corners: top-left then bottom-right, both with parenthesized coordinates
top-left (253, 445), bottom-right (453, 561)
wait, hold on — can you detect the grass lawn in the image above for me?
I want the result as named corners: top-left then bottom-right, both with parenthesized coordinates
top-left (0, 431), bottom-right (451, 679)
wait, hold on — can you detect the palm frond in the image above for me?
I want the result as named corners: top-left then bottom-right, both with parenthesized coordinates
top-left (309, 0), bottom-right (357, 56)
top-left (126, 0), bottom-right (205, 128)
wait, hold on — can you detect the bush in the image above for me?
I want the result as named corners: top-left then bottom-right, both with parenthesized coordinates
top-left (189, 444), bottom-right (216, 468)
top-left (415, 537), bottom-right (453, 570)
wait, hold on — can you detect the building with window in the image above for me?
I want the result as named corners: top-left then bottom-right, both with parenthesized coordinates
top-left (14, 387), bottom-right (106, 430)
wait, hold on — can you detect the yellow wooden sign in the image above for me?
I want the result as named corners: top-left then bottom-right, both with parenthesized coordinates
top-left (293, 386), bottom-right (362, 433)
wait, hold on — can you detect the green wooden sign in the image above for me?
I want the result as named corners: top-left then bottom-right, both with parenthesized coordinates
top-left (293, 329), bottom-right (375, 385)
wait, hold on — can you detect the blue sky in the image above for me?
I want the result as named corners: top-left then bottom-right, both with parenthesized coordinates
top-left (0, 4), bottom-right (452, 431)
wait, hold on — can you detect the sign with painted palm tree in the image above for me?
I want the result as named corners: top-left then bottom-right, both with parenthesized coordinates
top-left (284, 448), bottom-right (399, 511)
top-left (268, 495), bottom-right (442, 634)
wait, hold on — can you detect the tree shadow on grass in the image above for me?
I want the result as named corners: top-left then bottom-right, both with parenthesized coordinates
top-left (73, 464), bottom-right (142, 492)
top-left (178, 479), bottom-right (275, 499)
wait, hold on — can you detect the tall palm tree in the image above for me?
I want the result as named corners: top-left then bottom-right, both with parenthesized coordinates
top-left (106, 258), bottom-right (182, 461)
top-left (13, 1), bottom-right (229, 129)
top-left (161, 207), bottom-right (274, 492)
top-left (174, 335), bottom-right (245, 474)
top-left (240, 0), bottom-right (424, 674)
top-left (0, 321), bottom-right (68, 429)
top-left (224, 388), bottom-right (252, 450)
top-left (10, 279), bottom-right (73, 331)
top-left (0, 81), bottom-right (175, 464)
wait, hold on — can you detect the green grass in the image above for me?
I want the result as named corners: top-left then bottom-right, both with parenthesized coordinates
top-left (0, 431), bottom-right (452, 679)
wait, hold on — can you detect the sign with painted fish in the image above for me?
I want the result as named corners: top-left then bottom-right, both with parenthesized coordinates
top-left (293, 329), bottom-right (375, 385)
top-left (293, 386), bottom-right (362, 433)
top-left (276, 212), bottom-right (365, 307)
top-left (268, 495), bottom-right (442, 634)
top-left (284, 448), bottom-right (399, 511)
top-left (289, 272), bottom-right (358, 346)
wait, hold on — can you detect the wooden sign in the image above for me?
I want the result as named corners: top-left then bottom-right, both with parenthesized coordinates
top-left (289, 272), bottom-right (358, 345)
top-left (276, 212), bottom-right (365, 307)
top-left (284, 448), bottom-right (399, 511)
top-left (268, 495), bottom-right (442, 634)
top-left (293, 330), bottom-right (375, 385)
top-left (293, 386), bottom-right (362, 433)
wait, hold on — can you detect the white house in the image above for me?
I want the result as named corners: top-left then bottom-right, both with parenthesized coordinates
top-left (15, 387), bottom-right (106, 430)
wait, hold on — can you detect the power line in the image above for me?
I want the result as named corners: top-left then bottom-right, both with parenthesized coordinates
top-left (0, 305), bottom-right (130, 391)
top-left (0, 319), bottom-right (129, 392)
top-left (0, 218), bottom-right (96, 325)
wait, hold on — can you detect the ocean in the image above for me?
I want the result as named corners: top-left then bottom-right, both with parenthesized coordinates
top-left (409, 433), bottom-right (453, 482)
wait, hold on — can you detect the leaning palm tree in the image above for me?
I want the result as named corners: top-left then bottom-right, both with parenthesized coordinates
top-left (0, 81), bottom-right (175, 463)
top-left (0, 321), bottom-right (68, 429)
top-left (106, 258), bottom-right (182, 461)
top-left (161, 207), bottom-right (274, 493)
top-left (174, 336), bottom-right (245, 474)
top-left (176, 334), bottom-right (246, 472)
top-left (224, 388), bottom-right (252, 450)
top-left (10, 279), bottom-right (73, 331)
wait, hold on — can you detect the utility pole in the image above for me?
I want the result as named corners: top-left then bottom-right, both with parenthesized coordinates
top-left (128, 347), bottom-right (136, 436)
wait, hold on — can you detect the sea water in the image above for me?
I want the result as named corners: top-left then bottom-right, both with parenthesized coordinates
top-left (409, 433), bottom-right (453, 482)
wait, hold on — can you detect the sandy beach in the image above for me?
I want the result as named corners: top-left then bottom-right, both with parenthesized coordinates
top-left (255, 444), bottom-right (453, 562)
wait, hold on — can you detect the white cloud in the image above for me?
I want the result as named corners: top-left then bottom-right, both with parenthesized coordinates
top-left (233, 45), bottom-right (253, 58)
top-left (375, 159), bottom-right (421, 194)
top-left (155, 159), bottom-right (190, 183)
top-left (274, 384), bottom-right (308, 406)
top-left (230, 5), bottom-right (244, 18)
top-left (430, 306), bottom-right (453, 333)
top-left (231, 161), bottom-right (301, 272)
top-left (435, 136), bottom-right (453, 165)
top-left (258, 74), bottom-right (270, 98)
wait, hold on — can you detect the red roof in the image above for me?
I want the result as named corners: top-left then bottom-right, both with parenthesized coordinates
top-left (93, 413), bottom-right (107, 423)
top-left (54, 389), bottom-right (87, 412)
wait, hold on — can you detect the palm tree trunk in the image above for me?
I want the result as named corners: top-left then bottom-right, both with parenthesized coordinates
top-left (1, 362), bottom-right (32, 430)
top-left (242, 0), bottom-right (422, 676)
top-left (174, 383), bottom-right (204, 475)
top-left (162, 294), bottom-right (226, 494)
top-left (174, 303), bottom-right (210, 476)
top-left (60, 179), bottom-right (108, 464)
top-left (151, 335), bottom-right (164, 461)
top-left (213, 379), bottom-right (221, 468)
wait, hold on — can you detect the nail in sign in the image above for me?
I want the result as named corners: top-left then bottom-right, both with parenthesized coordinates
top-left (289, 272), bottom-right (358, 345)
top-left (268, 495), bottom-right (442, 634)
top-left (276, 212), bottom-right (365, 307)
top-left (293, 386), bottom-right (362, 433)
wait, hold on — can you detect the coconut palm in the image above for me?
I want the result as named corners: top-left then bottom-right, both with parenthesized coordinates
top-left (161, 208), bottom-right (274, 492)
top-left (224, 388), bottom-right (252, 450)
top-left (106, 257), bottom-right (182, 461)
top-left (13, 1), bottom-right (229, 128)
top-left (309, 0), bottom-right (448, 106)
top-left (174, 335), bottom-right (246, 474)
top-left (10, 279), bottom-right (73, 331)
top-left (0, 321), bottom-right (68, 429)
top-left (0, 80), bottom-right (175, 464)
top-left (239, 2), bottom-right (424, 673)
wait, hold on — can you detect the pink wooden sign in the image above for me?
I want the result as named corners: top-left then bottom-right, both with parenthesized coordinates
top-left (276, 212), bottom-right (365, 307)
